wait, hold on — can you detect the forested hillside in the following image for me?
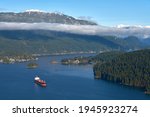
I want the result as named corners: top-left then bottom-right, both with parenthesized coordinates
top-left (0, 30), bottom-right (146, 56)
top-left (93, 49), bottom-right (150, 94)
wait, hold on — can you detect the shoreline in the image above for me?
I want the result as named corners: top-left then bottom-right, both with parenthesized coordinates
top-left (32, 51), bottom-right (97, 57)
top-left (0, 52), bottom-right (96, 64)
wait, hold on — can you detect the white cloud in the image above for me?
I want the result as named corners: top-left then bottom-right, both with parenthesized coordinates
top-left (144, 26), bottom-right (150, 28)
top-left (0, 22), bottom-right (150, 38)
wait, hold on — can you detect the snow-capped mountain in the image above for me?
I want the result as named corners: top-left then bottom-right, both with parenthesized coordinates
top-left (0, 10), bottom-right (150, 39)
top-left (25, 9), bottom-right (45, 13)
top-left (0, 10), bottom-right (97, 25)
top-left (116, 24), bottom-right (150, 29)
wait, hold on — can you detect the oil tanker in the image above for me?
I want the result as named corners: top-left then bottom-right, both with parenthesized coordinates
top-left (34, 76), bottom-right (46, 87)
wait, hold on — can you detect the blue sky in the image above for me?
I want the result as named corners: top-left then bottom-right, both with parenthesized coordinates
top-left (0, 0), bottom-right (150, 26)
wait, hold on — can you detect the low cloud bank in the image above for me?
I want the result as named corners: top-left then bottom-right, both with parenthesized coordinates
top-left (0, 22), bottom-right (150, 38)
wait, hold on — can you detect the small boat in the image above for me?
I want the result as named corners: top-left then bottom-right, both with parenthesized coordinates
top-left (34, 76), bottom-right (46, 87)
top-left (50, 60), bottom-right (58, 64)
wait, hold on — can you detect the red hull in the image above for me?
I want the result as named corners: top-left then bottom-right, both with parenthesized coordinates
top-left (35, 79), bottom-right (47, 87)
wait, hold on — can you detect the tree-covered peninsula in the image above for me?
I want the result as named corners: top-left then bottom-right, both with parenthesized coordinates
top-left (61, 51), bottom-right (124, 65)
top-left (93, 49), bottom-right (150, 94)
top-left (61, 56), bottom-right (91, 65)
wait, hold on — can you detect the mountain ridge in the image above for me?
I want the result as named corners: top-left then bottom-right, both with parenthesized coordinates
top-left (0, 11), bottom-right (97, 25)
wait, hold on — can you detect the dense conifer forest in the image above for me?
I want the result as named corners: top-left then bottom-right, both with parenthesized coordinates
top-left (93, 49), bottom-right (150, 94)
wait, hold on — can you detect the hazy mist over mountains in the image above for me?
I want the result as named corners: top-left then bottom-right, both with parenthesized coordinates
top-left (0, 10), bottom-right (150, 56)
top-left (0, 10), bottom-right (150, 39)
top-left (0, 22), bottom-right (150, 39)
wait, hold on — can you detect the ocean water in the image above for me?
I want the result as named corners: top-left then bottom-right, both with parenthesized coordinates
top-left (0, 54), bottom-right (150, 100)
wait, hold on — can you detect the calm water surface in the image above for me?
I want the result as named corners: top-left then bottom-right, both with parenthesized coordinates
top-left (0, 54), bottom-right (150, 100)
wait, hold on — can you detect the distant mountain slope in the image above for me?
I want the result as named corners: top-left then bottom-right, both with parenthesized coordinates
top-left (93, 49), bottom-right (150, 94)
top-left (0, 30), bottom-right (147, 56)
top-left (141, 38), bottom-right (150, 46)
top-left (0, 11), bottom-right (97, 25)
top-left (123, 36), bottom-right (144, 49)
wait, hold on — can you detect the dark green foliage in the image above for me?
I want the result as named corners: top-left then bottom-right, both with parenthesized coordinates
top-left (93, 49), bottom-right (150, 93)
top-left (91, 51), bottom-right (124, 63)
